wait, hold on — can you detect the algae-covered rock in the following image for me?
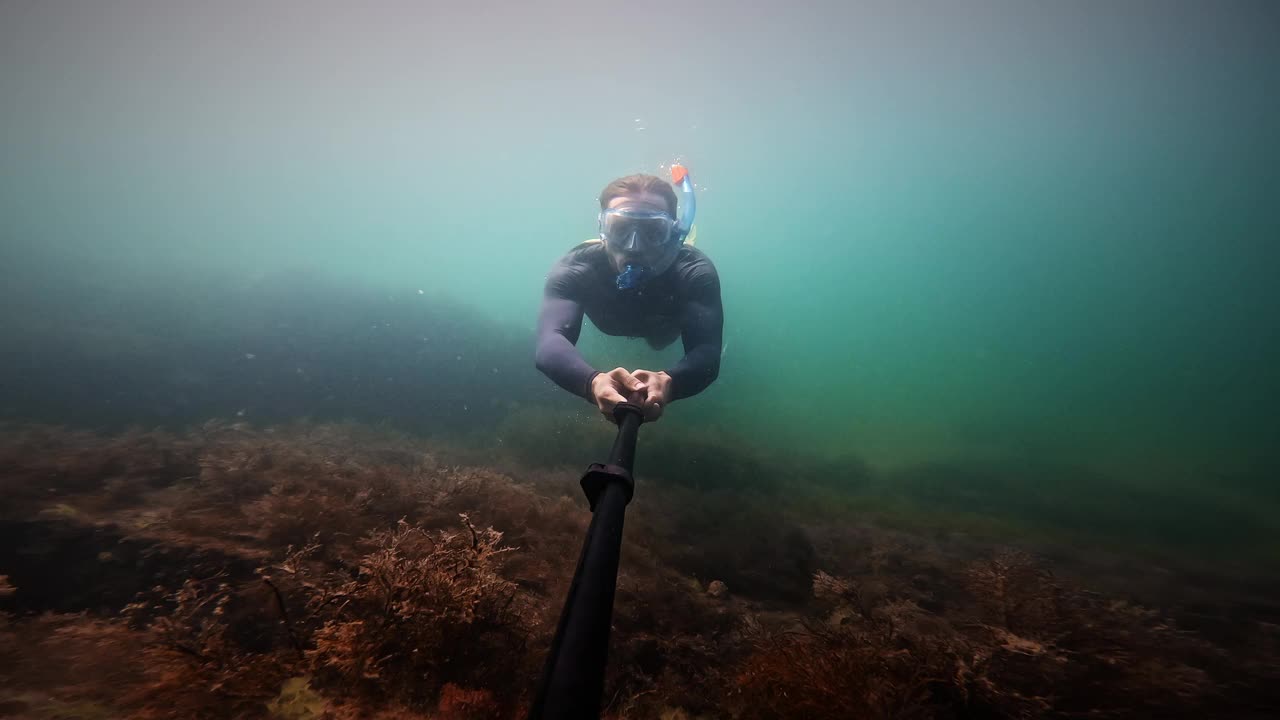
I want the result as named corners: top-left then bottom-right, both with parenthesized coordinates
top-left (1, 693), bottom-right (114, 720)
top-left (265, 676), bottom-right (327, 720)
top-left (37, 504), bottom-right (81, 520)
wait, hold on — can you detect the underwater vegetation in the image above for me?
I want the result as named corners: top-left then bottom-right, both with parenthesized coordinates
top-left (2, 422), bottom-right (1278, 719)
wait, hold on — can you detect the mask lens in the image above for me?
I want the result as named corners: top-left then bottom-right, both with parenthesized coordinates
top-left (602, 210), bottom-right (673, 251)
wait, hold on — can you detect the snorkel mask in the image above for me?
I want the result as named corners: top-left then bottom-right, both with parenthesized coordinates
top-left (601, 165), bottom-right (698, 290)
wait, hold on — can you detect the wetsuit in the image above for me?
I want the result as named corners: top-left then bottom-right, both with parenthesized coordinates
top-left (535, 240), bottom-right (724, 402)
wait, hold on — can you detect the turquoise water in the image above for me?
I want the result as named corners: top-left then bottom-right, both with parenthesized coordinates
top-left (2, 3), bottom-right (1277, 541)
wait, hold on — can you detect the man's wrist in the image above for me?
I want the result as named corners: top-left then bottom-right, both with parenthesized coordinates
top-left (584, 370), bottom-right (601, 398)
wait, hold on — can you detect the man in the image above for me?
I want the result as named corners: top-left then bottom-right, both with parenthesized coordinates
top-left (535, 170), bottom-right (723, 422)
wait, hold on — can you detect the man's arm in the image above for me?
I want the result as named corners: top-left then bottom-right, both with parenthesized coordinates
top-left (665, 273), bottom-right (724, 400)
top-left (534, 271), bottom-right (598, 401)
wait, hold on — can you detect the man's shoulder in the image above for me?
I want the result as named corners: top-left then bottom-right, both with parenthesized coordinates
top-left (676, 245), bottom-right (717, 273)
top-left (670, 245), bottom-right (721, 293)
top-left (546, 240), bottom-right (607, 295)
top-left (556, 239), bottom-right (606, 266)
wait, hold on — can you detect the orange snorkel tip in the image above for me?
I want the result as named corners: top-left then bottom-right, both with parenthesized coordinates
top-left (670, 164), bottom-right (688, 185)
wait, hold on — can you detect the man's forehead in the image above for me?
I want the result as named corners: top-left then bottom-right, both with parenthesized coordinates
top-left (607, 192), bottom-right (669, 211)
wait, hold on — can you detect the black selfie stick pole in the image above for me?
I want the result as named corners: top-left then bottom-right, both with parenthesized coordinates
top-left (528, 402), bottom-right (644, 720)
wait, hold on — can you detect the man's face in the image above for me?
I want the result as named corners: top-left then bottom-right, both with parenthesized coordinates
top-left (603, 192), bottom-right (674, 275)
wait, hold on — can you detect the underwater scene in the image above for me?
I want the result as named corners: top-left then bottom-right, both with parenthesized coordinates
top-left (1, 1), bottom-right (1278, 718)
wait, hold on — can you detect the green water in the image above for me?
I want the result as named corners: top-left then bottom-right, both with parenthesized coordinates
top-left (2, 3), bottom-right (1277, 541)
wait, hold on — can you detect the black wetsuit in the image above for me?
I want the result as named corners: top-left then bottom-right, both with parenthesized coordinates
top-left (535, 240), bottom-right (724, 402)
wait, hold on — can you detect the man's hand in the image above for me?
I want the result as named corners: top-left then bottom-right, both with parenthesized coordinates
top-left (631, 369), bottom-right (672, 421)
top-left (590, 367), bottom-right (647, 422)
top-left (589, 368), bottom-right (673, 422)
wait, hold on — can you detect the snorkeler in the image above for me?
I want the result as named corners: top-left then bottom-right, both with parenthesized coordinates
top-left (534, 166), bottom-right (723, 422)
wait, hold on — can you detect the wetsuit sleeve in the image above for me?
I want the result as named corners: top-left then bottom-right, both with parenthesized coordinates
top-left (666, 270), bottom-right (723, 400)
top-left (534, 263), bottom-right (598, 401)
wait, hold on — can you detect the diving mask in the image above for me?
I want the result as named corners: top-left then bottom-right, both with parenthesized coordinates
top-left (599, 208), bottom-right (679, 252)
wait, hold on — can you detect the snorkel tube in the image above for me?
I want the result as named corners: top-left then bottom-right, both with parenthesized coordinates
top-left (670, 163), bottom-right (697, 243)
top-left (615, 165), bottom-right (698, 290)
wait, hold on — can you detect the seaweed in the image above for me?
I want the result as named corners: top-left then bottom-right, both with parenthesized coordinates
top-left (1, 422), bottom-right (1278, 719)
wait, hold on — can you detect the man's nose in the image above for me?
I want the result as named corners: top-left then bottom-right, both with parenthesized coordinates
top-left (621, 230), bottom-right (640, 251)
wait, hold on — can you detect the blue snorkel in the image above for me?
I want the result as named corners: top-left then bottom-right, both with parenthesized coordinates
top-left (670, 163), bottom-right (697, 243)
top-left (614, 165), bottom-right (697, 290)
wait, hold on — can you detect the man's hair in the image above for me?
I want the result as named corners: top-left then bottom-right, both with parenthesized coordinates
top-left (598, 174), bottom-right (678, 217)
